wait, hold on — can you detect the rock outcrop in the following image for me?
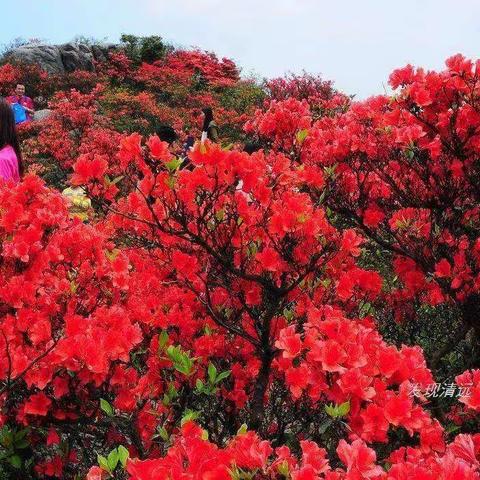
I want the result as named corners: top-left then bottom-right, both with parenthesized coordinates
top-left (33, 109), bottom-right (53, 122)
top-left (3, 42), bottom-right (117, 74)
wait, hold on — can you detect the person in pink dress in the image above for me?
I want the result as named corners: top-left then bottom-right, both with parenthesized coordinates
top-left (0, 98), bottom-right (23, 183)
top-left (7, 84), bottom-right (35, 123)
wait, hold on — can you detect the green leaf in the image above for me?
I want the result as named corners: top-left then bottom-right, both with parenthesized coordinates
top-left (446, 424), bottom-right (461, 434)
top-left (405, 148), bottom-right (415, 159)
top-left (14, 428), bottom-right (29, 443)
top-left (100, 398), bottom-right (114, 417)
top-left (237, 423), bottom-right (248, 436)
top-left (359, 302), bottom-right (373, 318)
top-left (337, 401), bottom-right (351, 417)
top-left (325, 401), bottom-right (350, 419)
top-left (167, 345), bottom-right (194, 376)
top-left (229, 465), bottom-right (257, 480)
top-left (324, 164), bottom-right (337, 178)
top-left (107, 448), bottom-right (119, 471)
top-left (158, 331), bottom-right (169, 351)
top-left (208, 362), bottom-right (217, 384)
top-left (165, 157), bottom-right (183, 172)
top-left (8, 455), bottom-right (22, 469)
top-left (215, 370), bottom-right (230, 384)
top-left (447, 352), bottom-right (457, 365)
top-left (98, 454), bottom-right (110, 473)
top-left (158, 426), bottom-right (169, 442)
top-left (15, 437), bottom-right (30, 449)
top-left (278, 459), bottom-right (290, 476)
top-left (117, 445), bottom-right (129, 468)
top-left (204, 325), bottom-right (213, 336)
top-left (166, 345), bottom-right (181, 362)
top-left (296, 129), bottom-right (309, 144)
top-left (105, 248), bottom-right (120, 262)
top-left (195, 379), bottom-right (204, 392)
top-left (320, 278), bottom-right (331, 288)
top-left (181, 409), bottom-right (199, 426)
top-left (324, 403), bottom-right (337, 418)
top-left (167, 383), bottom-right (178, 398)
top-left (0, 427), bottom-right (13, 448)
top-left (283, 308), bottom-right (294, 322)
top-left (316, 188), bottom-right (327, 205)
top-left (69, 281), bottom-right (78, 294)
top-left (215, 209), bottom-right (225, 221)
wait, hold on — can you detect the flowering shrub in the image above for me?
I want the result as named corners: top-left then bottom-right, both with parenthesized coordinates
top-left (121, 422), bottom-right (480, 480)
top-left (266, 72), bottom-right (350, 119)
top-left (0, 43), bottom-right (479, 479)
top-left (302, 55), bottom-right (480, 347)
top-left (0, 62), bottom-right (49, 98)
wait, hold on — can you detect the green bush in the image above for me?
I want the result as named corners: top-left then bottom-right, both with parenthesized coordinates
top-left (120, 34), bottom-right (173, 65)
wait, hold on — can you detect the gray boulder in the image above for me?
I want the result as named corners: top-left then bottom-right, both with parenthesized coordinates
top-left (4, 42), bottom-right (118, 74)
top-left (60, 43), bottom-right (95, 72)
top-left (91, 44), bottom-right (116, 63)
top-left (6, 44), bottom-right (64, 74)
top-left (33, 109), bottom-right (53, 122)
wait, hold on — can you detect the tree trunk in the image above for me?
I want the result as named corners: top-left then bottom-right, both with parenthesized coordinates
top-left (249, 350), bottom-right (274, 432)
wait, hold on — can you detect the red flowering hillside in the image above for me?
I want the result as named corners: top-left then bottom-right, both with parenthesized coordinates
top-left (0, 37), bottom-right (479, 479)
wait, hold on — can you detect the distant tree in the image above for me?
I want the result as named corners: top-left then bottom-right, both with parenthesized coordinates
top-left (120, 34), bottom-right (173, 65)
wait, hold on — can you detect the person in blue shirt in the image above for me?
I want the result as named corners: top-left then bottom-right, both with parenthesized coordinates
top-left (7, 84), bottom-right (35, 124)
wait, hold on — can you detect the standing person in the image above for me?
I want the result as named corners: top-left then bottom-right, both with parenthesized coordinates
top-left (7, 84), bottom-right (35, 124)
top-left (182, 132), bottom-right (195, 156)
top-left (0, 99), bottom-right (23, 183)
top-left (156, 124), bottom-right (178, 145)
top-left (179, 133), bottom-right (195, 170)
top-left (201, 107), bottom-right (219, 143)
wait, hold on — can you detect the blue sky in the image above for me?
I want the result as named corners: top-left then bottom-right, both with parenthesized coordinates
top-left (1, 0), bottom-right (479, 98)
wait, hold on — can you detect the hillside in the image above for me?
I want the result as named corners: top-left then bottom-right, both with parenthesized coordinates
top-left (0, 36), bottom-right (479, 480)
top-left (1, 36), bottom-right (344, 190)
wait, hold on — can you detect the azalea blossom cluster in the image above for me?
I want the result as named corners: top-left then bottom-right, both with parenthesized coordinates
top-left (113, 422), bottom-right (480, 480)
top-left (0, 46), bottom-right (479, 479)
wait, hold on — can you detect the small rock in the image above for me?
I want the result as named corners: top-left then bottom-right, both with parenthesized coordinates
top-left (33, 109), bottom-right (53, 122)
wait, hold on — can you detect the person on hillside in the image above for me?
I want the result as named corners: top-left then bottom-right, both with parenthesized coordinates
top-left (183, 134), bottom-right (195, 155)
top-left (244, 140), bottom-right (263, 154)
top-left (179, 133), bottom-right (195, 171)
top-left (7, 84), bottom-right (35, 124)
top-left (156, 124), bottom-right (178, 145)
top-left (62, 186), bottom-right (92, 222)
top-left (0, 99), bottom-right (23, 183)
top-left (201, 107), bottom-right (219, 143)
